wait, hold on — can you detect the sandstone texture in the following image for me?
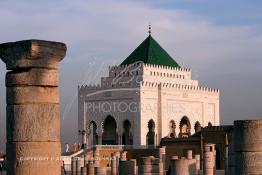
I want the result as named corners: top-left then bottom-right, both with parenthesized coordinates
top-left (7, 86), bottom-right (59, 104)
top-left (6, 142), bottom-right (61, 175)
top-left (6, 104), bottom-right (60, 141)
top-left (0, 39), bottom-right (66, 175)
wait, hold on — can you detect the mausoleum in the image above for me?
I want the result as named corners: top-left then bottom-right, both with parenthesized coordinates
top-left (78, 31), bottom-right (219, 146)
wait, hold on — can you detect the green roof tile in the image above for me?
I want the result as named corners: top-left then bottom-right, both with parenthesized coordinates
top-left (121, 35), bottom-right (180, 67)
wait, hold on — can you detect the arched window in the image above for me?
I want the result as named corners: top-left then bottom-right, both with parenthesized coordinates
top-left (122, 120), bottom-right (133, 145)
top-left (102, 115), bottom-right (118, 145)
top-left (194, 121), bottom-right (201, 133)
top-left (179, 116), bottom-right (191, 138)
top-left (169, 120), bottom-right (176, 138)
top-left (147, 119), bottom-right (156, 145)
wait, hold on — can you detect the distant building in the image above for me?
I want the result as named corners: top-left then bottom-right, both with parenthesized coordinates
top-left (78, 32), bottom-right (219, 146)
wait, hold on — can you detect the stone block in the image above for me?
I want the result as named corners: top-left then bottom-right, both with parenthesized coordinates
top-left (7, 86), bottom-right (59, 104)
top-left (6, 104), bottom-right (60, 142)
top-left (6, 68), bottom-right (58, 87)
top-left (0, 39), bottom-right (66, 70)
top-left (6, 142), bottom-right (61, 175)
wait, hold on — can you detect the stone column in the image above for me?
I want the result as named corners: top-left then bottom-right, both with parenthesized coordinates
top-left (158, 146), bottom-right (166, 172)
top-left (119, 159), bottom-right (137, 175)
top-left (138, 156), bottom-right (162, 175)
top-left (95, 167), bottom-right (107, 175)
top-left (71, 157), bottom-right (77, 175)
top-left (76, 158), bottom-right (84, 175)
top-left (118, 134), bottom-right (122, 145)
top-left (0, 40), bottom-right (66, 175)
top-left (130, 159), bottom-right (137, 175)
top-left (94, 149), bottom-right (100, 167)
top-left (204, 144), bottom-right (215, 175)
top-left (87, 161), bottom-right (95, 175)
top-left (195, 154), bottom-right (200, 175)
top-left (98, 134), bottom-right (102, 145)
top-left (138, 157), bottom-right (153, 175)
top-left (111, 154), bottom-right (117, 175)
top-left (170, 158), bottom-right (191, 175)
top-left (80, 167), bottom-right (86, 175)
top-left (234, 120), bottom-right (262, 175)
top-left (115, 152), bottom-right (120, 175)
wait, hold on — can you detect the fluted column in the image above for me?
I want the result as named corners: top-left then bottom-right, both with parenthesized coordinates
top-left (0, 39), bottom-right (66, 175)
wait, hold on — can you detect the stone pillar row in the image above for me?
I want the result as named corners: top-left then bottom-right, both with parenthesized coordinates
top-left (138, 156), bottom-right (164, 175)
top-left (0, 40), bottom-right (66, 175)
top-left (169, 152), bottom-right (200, 175)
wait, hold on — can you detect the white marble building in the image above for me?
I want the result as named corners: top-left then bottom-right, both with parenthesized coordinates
top-left (78, 34), bottom-right (219, 146)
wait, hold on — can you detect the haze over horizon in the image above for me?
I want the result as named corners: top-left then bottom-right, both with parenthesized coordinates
top-left (1, 0), bottom-right (262, 151)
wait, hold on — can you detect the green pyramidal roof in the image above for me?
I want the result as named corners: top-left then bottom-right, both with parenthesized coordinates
top-left (121, 35), bottom-right (180, 67)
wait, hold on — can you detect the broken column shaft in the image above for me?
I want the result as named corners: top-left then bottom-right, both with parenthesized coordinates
top-left (0, 39), bottom-right (66, 175)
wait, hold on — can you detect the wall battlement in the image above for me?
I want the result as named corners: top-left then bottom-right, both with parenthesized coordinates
top-left (109, 63), bottom-right (190, 78)
top-left (140, 81), bottom-right (219, 94)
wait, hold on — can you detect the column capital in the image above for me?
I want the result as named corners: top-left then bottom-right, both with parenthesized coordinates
top-left (0, 39), bottom-right (66, 70)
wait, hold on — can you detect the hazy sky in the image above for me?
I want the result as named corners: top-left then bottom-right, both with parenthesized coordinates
top-left (0, 0), bottom-right (262, 151)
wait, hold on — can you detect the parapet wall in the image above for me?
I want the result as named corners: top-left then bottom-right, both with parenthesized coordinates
top-left (78, 63), bottom-right (211, 93)
top-left (140, 81), bottom-right (219, 95)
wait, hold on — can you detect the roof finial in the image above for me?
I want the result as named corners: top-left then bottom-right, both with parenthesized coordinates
top-left (148, 23), bottom-right (151, 35)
